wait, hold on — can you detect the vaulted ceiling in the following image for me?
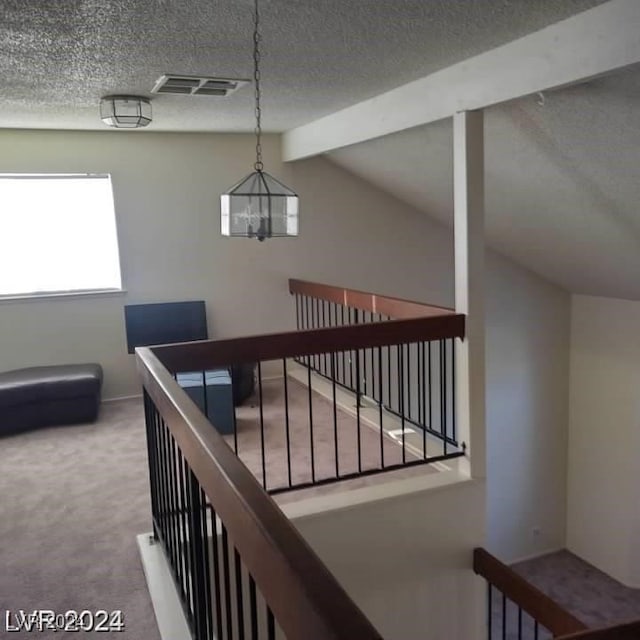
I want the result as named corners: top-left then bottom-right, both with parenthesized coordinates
top-left (3, 0), bottom-right (638, 300)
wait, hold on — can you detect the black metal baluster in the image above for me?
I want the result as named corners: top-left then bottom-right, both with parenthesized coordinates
top-left (387, 343), bottom-right (392, 410)
top-left (155, 416), bottom-right (168, 545)
top-left (502, 593), bottom-right (506, 640)
top-left (249, 575), bottom-right (258, 640)
top-left (339, 305), bottom-right (345, 385)
top-left (331, 352), bottom-right (339, 478)
top-left (257, 362), bottom-right (266, 490)
top-left (428, 341), bottom-right (432, 431)
top-left (399, 343), bottom-right (406, 463)
top-left (234, 549), bottom-right (245, 640)
top-left (406, 341), bottom-right (412, 427)
top-left (378, 346), bottom-right (385, 469)
top-left (202, 369), bottom-right (208, 420)
top-left (313, 298), bottom-right (319, 371)
top-left (417, 342), bottom-right (423, 426)
top-left (211, 508), bottom-right (224, 640)
top-left (283, 359), bottom-right (292, 488)
top-left (351, 308), bottom-right (358, 390)
top-left (168, 437), bottom-right (183, 596)
top-left (221, 525), bottom-right (233, 640)
top-left (488, 584), bottom-right (492, 640)
top-left (362, 312), bottom-right (368, 397)
top-left (295, 293), bottom-right (300, 330)
top-left (442, 339), bottom-right (447, 455)
top-left (143, 392), bottom-right (159, 540)
top-left (267, 607), bottom-right (275, 640)
top-left (200, 489), bottom-right (214, 640)
top-left (534, 620), bottom-right (539, 640)
top-left (177, 448), bottom-right (193, 619)
top-left (188, 470), bottom-right (208, 640)
top-left (355, 345), bottom-right (362, 473)
top-left (157, 420), bottom-right (174, 584)
top-left (233, 397), bottom-right (239, 456)
top-left (322, 300), bottom-right (328, 375)
top-left (422, 342), bottom-right (427, 458)
top-left (307, 364), bottom-right (316, 484)
top-left (304, 297), bottom-right (310, 367)
top-left (451, 339), bottom-right (457, 445)
top-left (517, 607), bottom-right (523, 639)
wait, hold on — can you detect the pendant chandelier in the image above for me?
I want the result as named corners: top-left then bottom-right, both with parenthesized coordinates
top-left (220, 0), bottom-right (299, 241)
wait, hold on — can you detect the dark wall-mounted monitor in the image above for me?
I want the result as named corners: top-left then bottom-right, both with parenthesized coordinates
top-left (124, 300), bottom-right (208, 354)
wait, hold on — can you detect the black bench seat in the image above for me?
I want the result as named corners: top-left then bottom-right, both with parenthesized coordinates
top-left (0, 364), bottom-right (103, 435)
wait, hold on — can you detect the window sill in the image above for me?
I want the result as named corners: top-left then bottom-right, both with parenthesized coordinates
top-left (0, 288), bottom-right (127, 304)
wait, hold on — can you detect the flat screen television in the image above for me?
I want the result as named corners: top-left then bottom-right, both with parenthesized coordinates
top-left (124, 300), bottom-right (208, 354)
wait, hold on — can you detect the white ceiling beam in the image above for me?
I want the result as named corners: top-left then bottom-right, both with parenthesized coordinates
top-left (283, 0), bottom-right (640, 161)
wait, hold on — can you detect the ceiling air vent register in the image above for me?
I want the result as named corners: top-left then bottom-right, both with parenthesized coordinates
top-left (151, 75), bottom-right (249, 97)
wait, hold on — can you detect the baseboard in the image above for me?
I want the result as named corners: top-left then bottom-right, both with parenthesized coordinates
top-left (136, 533), bottom-right (190, 640)
top-left (102, 394), bottom-right (143, 403)
top-left (507, 546), bottom-right (565, 566)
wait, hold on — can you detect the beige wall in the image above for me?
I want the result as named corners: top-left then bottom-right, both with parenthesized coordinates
top-left (0, 128), bottom-right (570, 563)
top-left (567, 294), bottom-right (640, 586)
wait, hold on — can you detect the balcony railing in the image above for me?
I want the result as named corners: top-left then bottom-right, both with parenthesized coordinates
top-left (289, 279), bottom-right (464, 482)
top-left (473, 548), bottom-right (640, 640)
top-left (139, 345), bottom-right (383, 640)
top-left (136, 278), bottom-right (640, 640)
top-left (149, 288), bottom-right (465, 495)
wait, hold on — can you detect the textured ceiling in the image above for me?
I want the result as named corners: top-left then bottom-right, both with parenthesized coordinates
top-left (328, 65), bottom-right (640, 301)
top-left (3, 0), bottom-right (635, 301)
top-left (0, 0), bottom-right (605, 131)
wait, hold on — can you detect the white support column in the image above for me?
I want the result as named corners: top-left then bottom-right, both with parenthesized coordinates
top-left (454, 110), bottom-right (486, 479)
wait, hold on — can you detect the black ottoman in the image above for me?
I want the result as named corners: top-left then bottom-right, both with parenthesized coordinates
top-left (0, 364), bottom-right (103, 435)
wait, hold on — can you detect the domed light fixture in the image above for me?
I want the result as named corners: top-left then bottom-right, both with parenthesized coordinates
top-left (100, 95), bottom-right (152, 128)
top-left (220, 0), bottom-right (299, 241)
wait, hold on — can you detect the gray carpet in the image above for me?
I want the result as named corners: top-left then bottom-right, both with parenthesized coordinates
top-left (514, 550), bottom-right (640, 629)
top-left (488, 551), bottom-right (640, 639)
top-left (0, 398), bottom-right (159, 640)
top-left (4, 396), bottom-right (639, 640)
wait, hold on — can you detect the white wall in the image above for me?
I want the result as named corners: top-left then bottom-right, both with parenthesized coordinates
top-left (485, 252), bottom-right (570, 562)
top-left (567, 294), bottom-right (640, 586)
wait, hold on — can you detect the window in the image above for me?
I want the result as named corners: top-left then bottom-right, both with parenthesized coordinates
top-left (0, 174), bottom-right (123, 297)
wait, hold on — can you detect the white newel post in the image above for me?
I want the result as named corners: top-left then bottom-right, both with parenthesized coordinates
top-left (454, 110), bottom-right (486, 480)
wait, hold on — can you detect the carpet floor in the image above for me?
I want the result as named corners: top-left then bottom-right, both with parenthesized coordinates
top-left (488, 550), bottom-right (640, 639)
top-left (3, 393), bottom-right (635, 640)
top-left (514, 550), bottom-right (640, 630)
top-left (0, 399), bottom-right (159, 639)
top-left (228, 376), bottom-right (423, 493)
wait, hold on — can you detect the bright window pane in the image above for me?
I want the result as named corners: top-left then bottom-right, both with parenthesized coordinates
top-left (0, 174), bottom-right (122, 296)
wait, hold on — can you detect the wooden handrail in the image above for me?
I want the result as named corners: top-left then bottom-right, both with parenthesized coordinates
top-left (289, 278), bottom-right (455, 319)
top-left (558, 621), bottom-right (640, 639)
top-left (473, 548), bottom-right (587, 637)
top-left (152, 314), bottom-right (465, 373)
top-left (138, 346), bottom-right (384, 640)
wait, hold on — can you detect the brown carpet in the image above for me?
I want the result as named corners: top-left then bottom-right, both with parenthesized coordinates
top-left (229, 377), bottom-right (420, 493)
top-left (488, 551), bottom-right (640, 639)
top-left (514, 550), bottom-right (640, 629)
top-left (3, 395), bottom-right (640, 640)
top-left (0, 399), bottom-right (159, 639)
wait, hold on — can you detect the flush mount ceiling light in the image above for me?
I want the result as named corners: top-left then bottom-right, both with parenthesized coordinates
top-left (220, 0), bottom-right (299, 241)
top-left (100, 95), bottom-right (152, 129)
